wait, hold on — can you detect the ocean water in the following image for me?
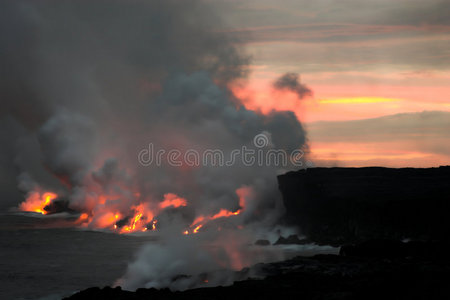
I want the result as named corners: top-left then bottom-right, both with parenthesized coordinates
top-left (0, 213), bottom-right (156, 299)
top-left (0, 213), bottom-right (338, 299)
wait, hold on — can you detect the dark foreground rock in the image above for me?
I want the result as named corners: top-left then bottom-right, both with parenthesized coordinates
top-left (340, 239), bottom-right (450, 259)
top-left (254, 239), bottom-right (271, 246)
top-left (278, 166), bottom-right (450, 245)
top-left (273, 234), bottom-right (311, 245)
top-left (65, 241), bottom-right (450, 300)
top-left (44, 199), bottom-right (76, 215)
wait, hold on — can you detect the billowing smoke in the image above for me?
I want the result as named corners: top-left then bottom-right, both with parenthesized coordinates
top-left (273, 72), bottom-right (312, 99)
top-left (0, 0), bottom-right (308, 290)
top-left (116, 226), bottom-right (292, 291)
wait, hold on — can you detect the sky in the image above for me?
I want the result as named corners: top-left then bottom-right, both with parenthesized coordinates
top-left (215, 0), bottom-right (450, 167)
top-left (0, 0), bottom-right (448, 213)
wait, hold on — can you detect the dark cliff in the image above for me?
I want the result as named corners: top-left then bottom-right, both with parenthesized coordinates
top-left (278, 166), bottom-right (450, 245)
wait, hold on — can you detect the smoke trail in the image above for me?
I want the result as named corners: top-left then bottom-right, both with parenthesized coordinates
top-left (273, 72), bottom-right (312, 99)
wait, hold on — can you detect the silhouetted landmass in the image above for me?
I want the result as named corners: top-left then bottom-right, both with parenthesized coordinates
top-left (278, 166), bottom-right (450, 245)
top-left (65, 240), bottom-right (450, 300)
top-left (254, 239), bottom-right (271, 246)
top-left (273, 234), bottom-right (311, 245)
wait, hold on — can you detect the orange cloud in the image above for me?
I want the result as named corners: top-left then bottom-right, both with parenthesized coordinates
top-left (232, 73), bottom-right (450, 123)
top-left (318, 97), bottom-right (401, 104)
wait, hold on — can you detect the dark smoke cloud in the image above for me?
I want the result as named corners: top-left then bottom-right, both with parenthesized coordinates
top-left (0, 0), bottom-right (309, 289)
top-left (0, 0), bottom-right (249, 208)
top-left (273, 72), bottom-right (312, 99)
top-left (0, 0), bottom-right (307, 212)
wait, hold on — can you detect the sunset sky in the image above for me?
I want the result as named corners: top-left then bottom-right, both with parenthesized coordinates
top-left (219, 0), bottom-right (450, 167)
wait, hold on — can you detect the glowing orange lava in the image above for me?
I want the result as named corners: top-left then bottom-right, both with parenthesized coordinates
top-left (183, 187), bottom-right (248, 235)
top-left (193, 224), bottom-right (203, 234)
top-left (121, 213), bottom-right (142, 232)
top-left (19, 191), bottom-right (58, 215)
top-left (187, 209), bottom-right (240, 234)
top-left (116, 203), bottom-right (156, 233)
top-left (18, 184), bottom-right (249, 237)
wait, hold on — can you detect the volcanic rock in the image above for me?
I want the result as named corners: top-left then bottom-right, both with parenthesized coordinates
top-left (278, 166), bottom-right (450, 245)
top-left (65, 246), bottom-right (450, 300)
top-left (273, 234), bottom-right (311, 245)
top-left (255, 239), bottom-right (271, 246)
top-left (43, 199), bottom-right (75, 214)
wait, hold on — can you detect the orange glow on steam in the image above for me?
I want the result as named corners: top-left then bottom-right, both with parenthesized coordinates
top-left (19, 191), bottom-right (58, 215)
top-left (159, 193), bottom-right (187, 209)
top-left (184, 187), bottom-right (248, 234)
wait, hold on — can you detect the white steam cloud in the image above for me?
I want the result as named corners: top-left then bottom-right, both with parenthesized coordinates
top-left (0, 0), bottom-right (308, 290)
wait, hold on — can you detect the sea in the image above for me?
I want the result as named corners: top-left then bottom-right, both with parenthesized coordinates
top-left (0, 212), bottom-right (338, 300)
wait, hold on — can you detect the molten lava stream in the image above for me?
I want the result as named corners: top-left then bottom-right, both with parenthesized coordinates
top-left (185, 205), bottom-right (244, 235)
top-left (19, 191), bottom-right (58, 215)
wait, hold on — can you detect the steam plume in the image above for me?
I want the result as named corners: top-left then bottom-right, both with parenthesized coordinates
top-left (0, 0), bottom-right (308, 289)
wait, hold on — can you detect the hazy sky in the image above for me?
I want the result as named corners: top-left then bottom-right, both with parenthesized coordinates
top-left (217, 0), bottom-right (450, 167)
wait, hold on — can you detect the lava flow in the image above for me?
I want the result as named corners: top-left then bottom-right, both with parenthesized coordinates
top-left (19, 191), bottom-right (58, 215)
top-left (18, 185), bottom-right (248, 236)
top-left (184, 186), bottom-right (247, 235)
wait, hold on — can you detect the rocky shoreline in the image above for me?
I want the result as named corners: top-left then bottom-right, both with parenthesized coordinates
top-left (65, 240), bottom-right (450, 300)
top-left (65, 167), bottom-right (450, 299)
